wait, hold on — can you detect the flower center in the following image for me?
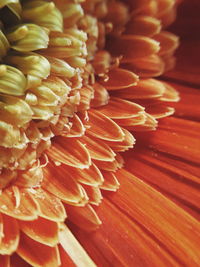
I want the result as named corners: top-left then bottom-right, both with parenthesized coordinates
top-left (0, 0), bottom-right (88, 188)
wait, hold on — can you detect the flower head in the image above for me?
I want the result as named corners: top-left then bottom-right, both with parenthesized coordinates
top-left (0, 0), bottom-right (197, 266)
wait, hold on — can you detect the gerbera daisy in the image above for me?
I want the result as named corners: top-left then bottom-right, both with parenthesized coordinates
top-left (0, 0), bottom-right (199, 266)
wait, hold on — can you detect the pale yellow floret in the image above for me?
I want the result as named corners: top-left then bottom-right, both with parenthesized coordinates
top-left (46, 56), bottom-right (76, 78)
top-left (47, 32), bottom-right (87, 58)
top-left (64, 28), bottom-right (87, 42)
top-left (0, 65), bottom-right (27, 96)
top-left (5, 52), bottom-right (51, 80)
top-left (6, 25), bottom-right (29, 42)
top-left (67, 56), bottom-right (86, 68)
top-left (30, 85), bottom-right (60, 107)
top-left (24, 92), bottom-right (38, 106)
top-left (0, 64), bottom-right (7, 76)
top-left (49, 37), bottom-right (72, 47)
top-left (6, 24), bottom-right (49, 52)
top-left (42, 78), bottom-right (71, 98)
top-left (26, 75), bottom-right (43, 89)
top-left (21, 1), bottom-right (63, 32)
top-left (0, 95), bottom-right (33, 127)
top-left (0, 120), bottom-right (21, 148)
top-left (31, 105), bottom-right (57, 120)
top-left (21, 1), bottom-right (55, 19)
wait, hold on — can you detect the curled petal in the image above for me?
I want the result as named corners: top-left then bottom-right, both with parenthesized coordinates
top-left (100, 68), bottom-right (139, 90)
top-left (100, 171), bottom-right (120, 191)
top-left (108, 35), bottom-right (160, 61)
top-left (0, 187), bottom-right (38, 220)
top-left (81, 134), bottom-right (116, 162)
top-left (64, 163), bottom-right (104, 187)
top-left (126, 16), bottom-right (161, 36)
top-left (87, 109), bottom-right (124, 142)
top-left (29, 189), bottom-right (66, 222)
top-left (17, 232), bottom-right (60, 267)
top-left (19, 217), bottom-right (59, 247)
top-left (97, 97), bottom-right (144, 119)
top-left (47, 137), bottom-right (91, 169)
top-left (64, 204), bottom-right (102, 231)
top-left (43, 162), bottom-right (86, 205)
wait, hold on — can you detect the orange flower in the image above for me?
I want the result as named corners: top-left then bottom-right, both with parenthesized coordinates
top-left (0, 0), bottom-right (199, 266)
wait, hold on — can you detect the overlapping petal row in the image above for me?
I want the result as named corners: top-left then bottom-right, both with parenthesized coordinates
top-left (0, 0), bottom-right (180, 266)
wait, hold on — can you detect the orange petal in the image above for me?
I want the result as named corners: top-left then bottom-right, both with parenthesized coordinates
top-left (90, 83), bottom-right (109, 108)
top-left (122, 54), bottom-right (165, 78)
top-left (64, 204), bottom-right (102, 231)
top-left (100, 171), bottom-right (120, 191)
top-left (154, 31), bottom-right (179, 56)
top-left (0, 214), bottom-right (19, 255)
top-left (115, 152), bottom-right (125, 169)
top-left (126, 0), bottom-right (151, 11)
top-left (126, 113), bottom-right (158, 131)
top-left (93, 158), bottom-right (119, 172)
top-left (0, 187), bottom-right (38, 220)
top-left (0, 169), bottom-right (17, 190)
top-left (47, 136), bottom-right (91, 169)
top-left (108, 35), bottom-right (160, 61)
top-left (81, 135), bottom-right (116, 162)
top-left (100, 68), bottom-right (138, 90)
top-left (43, 162), bottom-right (85, 205)
top-left (19, 217), bottom-right (59, 247)
top-left (159, 81), bottom-right (180, 102)
top-left (112, 78), bottom-right (165, 99)
top-left (64, 163), bottom-right (104, 187)
top-left (114, 112), bottom-right (146, 127)
top-left (30, 189), bottom-right (66, 222)
top-left (87, 109), bottom-right (124, 142)
top-left (72, 199), bottom-right (179, 267)
top-left (65, 115), bottom-right (86, 138)
top-left (126, 16), bottom-right (161, 36)
top-left (103, 128), bottom-right (135, 152)
top-left (93, 152), bottom-right (124, 172)
top-left (134, 0), bottom-right (158, 16)
top-left (156, 0), bottom-right (175, 18)
top-left (159, 116), bottom-right (200, 139)
top-left (125, 147), bottom-right (200, 215)
top-left (82, 185), bottom-right (103, 205)
top-left (137, 118), bottom-right (200, 163)
top-left (97, 97), bottom-right (144, 119)
top-left (145, 104), bottom-right (175, 119)
top-left (17, 232), bottom-right (60, 267)
top-left (110, 169), bottom-right (200, 266)
top-left (160, 6), bottom-right (177, 27)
